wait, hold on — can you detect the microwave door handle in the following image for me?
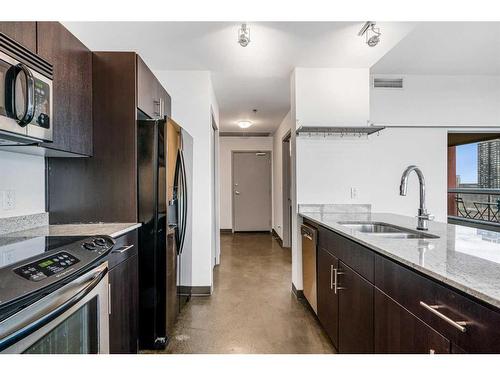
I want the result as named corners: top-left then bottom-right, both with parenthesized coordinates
top-left (0, 263), bottom-right (108, 350)
top-left (5, 63), bottom-right (36, 126)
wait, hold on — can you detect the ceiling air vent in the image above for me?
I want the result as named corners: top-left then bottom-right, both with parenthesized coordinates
top-left (373, 78), bottom-right (403, 89)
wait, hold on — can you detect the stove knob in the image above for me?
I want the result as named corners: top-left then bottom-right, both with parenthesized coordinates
top-left (83, 242), bottom-right (97, 251)
top-left (94, 238), bottom-right (106, 246)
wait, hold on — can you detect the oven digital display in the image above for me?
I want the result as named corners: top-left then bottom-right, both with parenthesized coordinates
top-left (14, 252), bottom-right (80, 282)
top-left (38, 259), bottom-right (54, 268)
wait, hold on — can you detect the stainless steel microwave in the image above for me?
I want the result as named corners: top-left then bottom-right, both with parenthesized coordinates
top-left (0, 33), bottom-right (53, 145)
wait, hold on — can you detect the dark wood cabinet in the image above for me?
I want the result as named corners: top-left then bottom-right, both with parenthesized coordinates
top-left (317, 247), bottom-right (339, 348)
top-left (108, 230), bottom-right (139, 354)
top-left (137, 55), bottom-right (171, 119)
top-left (137, 55), bottom-right (159, 119)
top-left (337, 261), bottom-right (374, 353)
top-left (374, 288), bottom-right (450, 353)
top-left (0, 22), bottom-right (37, 53)
top-left (37, 22), bottom-right (93, 156)
top-left (308, 218), bottom-right (500, 354)
top-left (109, 254), bottom-right (139, 354)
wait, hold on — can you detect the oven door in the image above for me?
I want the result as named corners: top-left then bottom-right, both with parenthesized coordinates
top-left (0, 262), bottom-right (109, 354)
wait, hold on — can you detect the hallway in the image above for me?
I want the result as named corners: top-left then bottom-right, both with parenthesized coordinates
top-left (164, 232), bottom-right (335, 354)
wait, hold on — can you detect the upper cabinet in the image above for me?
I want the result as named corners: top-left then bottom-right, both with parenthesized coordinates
top-left (292, 68), bottom-right (370, 128)
top-left (37, 22), bottom-right (93, 156)
top-left (137, 55), bottom-right (171, 119)
top-left (0, 22), bottom-right (37, 53)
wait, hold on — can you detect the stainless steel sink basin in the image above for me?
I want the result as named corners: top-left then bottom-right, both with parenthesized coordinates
top-left (337, 221), bottom-right (439, 239)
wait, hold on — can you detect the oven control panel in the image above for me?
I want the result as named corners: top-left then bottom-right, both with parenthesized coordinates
top-left (14, 252), bottom-right (80, 282)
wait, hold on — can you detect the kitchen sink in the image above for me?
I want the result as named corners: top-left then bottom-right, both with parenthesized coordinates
top-left (337, 221), bottom-right (439, 239)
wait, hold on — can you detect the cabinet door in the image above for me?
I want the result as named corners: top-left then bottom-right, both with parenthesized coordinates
top-left (158, 84), bottom-right (172, 118)
top-left (0, 22), bottom-right (37, 53)
top-left (137, 55), bottom-right (160, 119)
top-left (317, 247), bottom-right (339, 349)
top-left (338, 261), bottom-right (374, 353)
top-left (109, 254), bottom-right (139, 354)
top-left (374, 289), bottom-right (450, 354)
top-left (37, 22), bottom-right (93, 156)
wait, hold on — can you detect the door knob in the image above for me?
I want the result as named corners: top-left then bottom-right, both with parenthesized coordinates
top-left (235, 191), bottom-right (240, 195)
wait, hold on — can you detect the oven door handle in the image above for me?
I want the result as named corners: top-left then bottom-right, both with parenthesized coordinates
top-left (0, 262), bottom-right (108, 351)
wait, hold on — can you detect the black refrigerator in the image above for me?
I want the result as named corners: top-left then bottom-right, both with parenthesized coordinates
top-left (137, 116), bottom-right (193, 350)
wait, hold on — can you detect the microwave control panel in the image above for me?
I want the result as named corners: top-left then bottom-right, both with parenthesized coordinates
top-left (14, 252), bottom-right (80, 282)
top-left (33, 78), bottom-right (50, 129)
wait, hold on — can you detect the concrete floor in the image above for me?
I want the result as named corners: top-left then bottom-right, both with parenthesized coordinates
top-left (162, 232), bottom-right (335, 354)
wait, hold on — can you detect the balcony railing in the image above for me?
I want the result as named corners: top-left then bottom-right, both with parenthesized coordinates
top-left (448, 188), bottom-right (500, 228)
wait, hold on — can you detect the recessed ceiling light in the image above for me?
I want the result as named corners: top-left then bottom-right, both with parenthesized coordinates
top-left (238, 120), bottom-right (252, 129)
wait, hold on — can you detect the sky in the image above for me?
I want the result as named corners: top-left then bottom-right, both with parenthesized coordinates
top-left (456, 142), bottom-right (478, 183)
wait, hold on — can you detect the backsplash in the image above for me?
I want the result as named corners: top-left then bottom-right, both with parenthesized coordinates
top-left (0, 212), bottom-right (49, 235)
top-left (0, 151), bottom-right (46, 219)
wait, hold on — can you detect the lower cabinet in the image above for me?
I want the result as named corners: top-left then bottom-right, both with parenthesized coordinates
top-left (108, 231), bottom-right (139, 354)
top-left (374, 288), bottom-right (450, 353)
top-left (337, 262), bottom-right (374, 353)
top-left (317, 248), bottom-right (339, 348)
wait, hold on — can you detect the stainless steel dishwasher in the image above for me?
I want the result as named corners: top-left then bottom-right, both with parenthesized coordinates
top-left (301, 224), bottom-right (317, 313)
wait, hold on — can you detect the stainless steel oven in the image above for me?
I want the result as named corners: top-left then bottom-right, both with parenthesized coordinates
top-left (0, 263), bottom-right (109, 354)
top-left (0, 236), bottom-right (115, 354)
top-left (0, 32), bottom-right (53, 145)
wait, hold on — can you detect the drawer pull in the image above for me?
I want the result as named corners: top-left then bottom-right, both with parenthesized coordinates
top-left (112, 244), bottom-right (134, 254)
top-left (419, 301), bottom-right (467, 333)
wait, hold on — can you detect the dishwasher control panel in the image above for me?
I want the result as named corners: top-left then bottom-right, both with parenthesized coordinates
top-left (14, 252), bottom-right (80, 282)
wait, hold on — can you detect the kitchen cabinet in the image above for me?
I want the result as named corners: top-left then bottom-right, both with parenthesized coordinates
top-left (137, 55), bottom-right (171, 119)
top-left (0, 22), bottom-right (37, 53)
top-left (374, 288), bottom-right (450, 354)
top-left (107, 230), bottom-right (139, 354)
top-left (309, 218), bottom-right (500, 354)
top-left (37, 22), bottom-right (93, 156)
top-left (337, 261), bottom-right (374, 353)
top-left (317, 247), bottom-right (339, 348)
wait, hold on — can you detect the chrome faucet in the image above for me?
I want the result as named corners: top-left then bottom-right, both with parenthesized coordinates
top-left (399, 165), bottom-right (433, 231)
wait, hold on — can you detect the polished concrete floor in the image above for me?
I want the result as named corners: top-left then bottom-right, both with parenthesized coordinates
top-left (162, 232), bottom-right (335, 354)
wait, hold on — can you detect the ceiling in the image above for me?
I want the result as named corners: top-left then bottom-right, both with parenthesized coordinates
top-left (372, 22), bottom-right (500, 75)
top-left (64, 22), bottom-right (415, 133)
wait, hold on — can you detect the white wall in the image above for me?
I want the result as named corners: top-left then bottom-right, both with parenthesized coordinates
top-left (219, 136), bottom-right (274, 230)
top-left (0, 151), bottom-right (46, 218)
top-left (371, 74), bottom-right (500, 126)
top-left (294, 68), bottom-right (370, 128)
top-left (272, 111), bottom-right (293, 239)
top-left (296, 128), bottom-right (448, 222)
top-left (155, 70), bottom-right (219, 290)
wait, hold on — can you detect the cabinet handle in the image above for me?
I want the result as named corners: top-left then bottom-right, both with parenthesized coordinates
top-left (330, 265), bottom-right (334, 290)
top-left (108, 283), bottom-right (112, 315)
top-left (112, 244), bottom-right (134, 254)
top-left (419, 301), bottom-right (467, 333)
top-left (429, 349), bottom-right (435, 354)
top-left (333, 268), bottom-right (346, 294)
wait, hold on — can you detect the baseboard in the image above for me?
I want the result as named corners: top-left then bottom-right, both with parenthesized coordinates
top-left (220, 228), bottom-right (232, 234)
top-left (272, 228), bottom-right (284, 247)
top-left (291, 283), bottom-right (304, 299)
top-left (178, 285), bottom-right (212, 296)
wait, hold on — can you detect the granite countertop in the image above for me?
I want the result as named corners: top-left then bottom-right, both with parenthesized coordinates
top-left (300, 211), bottom-right (500, 310)
top-left (4, 223), bottom-right (142, 239)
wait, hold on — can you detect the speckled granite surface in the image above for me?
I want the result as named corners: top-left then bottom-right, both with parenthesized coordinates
top-left (300, 211), bottom-right (500, 309)
top-left (5, 223), bottom-right (141, 239)
top-left (0, 213), bottom-right (49, 235)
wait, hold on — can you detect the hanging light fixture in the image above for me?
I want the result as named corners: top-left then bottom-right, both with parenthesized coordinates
top-left (358, 21), bottom-right (381, 47)
top-left (238, 23), bottom-right (251, 47)
top-left (237, 109), bottom-right (257, 129)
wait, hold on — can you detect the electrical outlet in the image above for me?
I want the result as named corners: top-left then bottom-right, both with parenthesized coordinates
top-left (350, 187), bottom-right (358, 200)
top-left (3, 190), bottom-right (15, 210)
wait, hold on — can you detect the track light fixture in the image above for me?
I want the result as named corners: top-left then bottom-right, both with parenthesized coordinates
top-left (358, 21), bottom-right (381, 47)
top-left (238, 23), bottom-right (251, 47)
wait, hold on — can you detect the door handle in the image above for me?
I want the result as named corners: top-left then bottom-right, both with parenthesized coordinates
top-left (235, 191), bottom-right (240, 195)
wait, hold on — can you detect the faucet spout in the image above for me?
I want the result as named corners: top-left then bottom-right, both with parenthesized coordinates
top-left (399, 165), bottom-right (432, 231)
